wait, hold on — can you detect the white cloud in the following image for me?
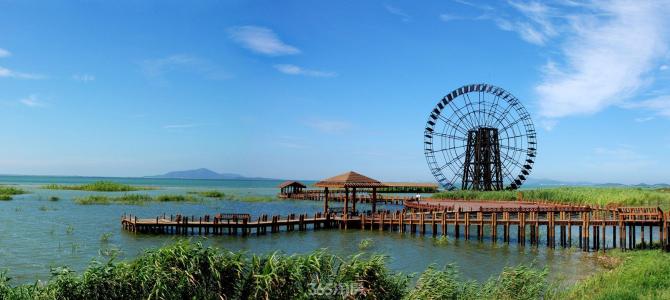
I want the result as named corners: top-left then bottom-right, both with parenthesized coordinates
top-left (0, 48), bottom-right (10, 58)
top-left (228, 26), bottom-right (300, 56)
top-left (73, 74), bottom-right (95, 82)
top-left (661, 64), bottom-right (669, 71)
top-left (306, 119), bottom-right (352, 134)
top-left (630, 95), bottom-right (670, 117)
top-left (439, 13), bottom-right (462, 22)
top-left (274, 64), bottom-right (336, 77)
top-left (491, 1), bottom-right (558, 46)
top-left (536, 1), bottom-right (670, 119)
top-left (384, 4), bottom-right (411, 22)
top-left (0, 66), bottom-right (43, 79)
top-left (19, 95), bottom-right (46, 107)
top-left (634, 116), bottom-right (655, 122)
top-left (140, 54), bottom-right (229, 81)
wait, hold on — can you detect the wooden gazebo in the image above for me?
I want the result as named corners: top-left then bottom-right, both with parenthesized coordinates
top-left (278, 181), bottom-right (307, 198)
top-left (315, 171), bottom-right (385, 214)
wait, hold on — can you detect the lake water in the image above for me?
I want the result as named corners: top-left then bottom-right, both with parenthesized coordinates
top-left (0, 176), bottom-right (601, 284)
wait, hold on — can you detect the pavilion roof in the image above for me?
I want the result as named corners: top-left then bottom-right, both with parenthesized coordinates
top-left (278, 181), bottom-right (307, 189)
top-left (314, 171), bottom-right (385, 188)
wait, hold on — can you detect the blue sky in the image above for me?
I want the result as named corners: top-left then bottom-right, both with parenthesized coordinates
top-left (1, 0), bottom-right (670, 184)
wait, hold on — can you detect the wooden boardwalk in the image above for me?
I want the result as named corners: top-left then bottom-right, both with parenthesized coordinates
top-left (122, 205), bottom-right (670, 252)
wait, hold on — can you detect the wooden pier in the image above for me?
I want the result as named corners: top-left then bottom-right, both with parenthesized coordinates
top-left (122, 205), bottom-right (670, 252)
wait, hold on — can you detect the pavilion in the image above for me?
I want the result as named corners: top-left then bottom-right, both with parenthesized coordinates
top-left (277, 181), bottom-right (307, 198)
top-left (314, 171), bottom-right (386, 214)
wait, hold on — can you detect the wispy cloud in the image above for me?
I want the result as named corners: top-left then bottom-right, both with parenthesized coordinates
top-left (661, 65), bottom-right (669, 71)
top-left (274, 64), bottom-right (336, 77)
top-left (634, 116), bottom-right (655, 122)
top-left (140, 54), bottom-right (230, 82)
top-left (19, 94), bottom-right (46, 107)
top-left (629, 95), bottom-right (670, 117)
top-left (535, 1), bottom-right (670, 119)
top-left (384, 4), bottom-right (411, 22)
top-left (163, 123), bottom-right (198, 129)
top-left (0, 48), bottom-right (10, 58)
top-left (0, 66), bottom-right (44, 79)
top-left (439, 13), bottom-right (463, 22)
top-left (73, 73), bottom-right (95, 82)
top-left (306, 119), bottom-right (352, 134)
top-left (228, 26), bottom-right (300, 56)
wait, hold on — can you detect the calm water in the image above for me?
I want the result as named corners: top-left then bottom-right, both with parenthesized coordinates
top-left (0, 175), bottom-right (601, 284)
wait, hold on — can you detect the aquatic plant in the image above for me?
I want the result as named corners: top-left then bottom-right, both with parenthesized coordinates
top-left (66, 225), bottom-right (74, 235)
top-left (41, 181), bottom-right (154, 192)
top-left (358, 238), bottom-right (375, 250)
top-left (0, 185), bottom-right (27, 200)
top-left (75, 194), bottom-right (201, 205)
top-left (434, 236), bottom-right (449, 246)
top-left (49, 196), bottom-right (60, 201)
top-left (188, 190), bottom-right (227, 198)
top-left (100, 232), bottom-right (113, 243)
top-left (155, 194), bottom-right (199, 202)
top-left (236, 195), bottom-right (275, 202)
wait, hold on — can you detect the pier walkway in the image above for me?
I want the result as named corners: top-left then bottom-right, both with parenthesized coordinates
top-left (122, 204), bottom-right (669, 252)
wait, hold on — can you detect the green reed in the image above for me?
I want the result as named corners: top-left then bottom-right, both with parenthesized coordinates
top-left (41, 181), bottom-right (154, 192)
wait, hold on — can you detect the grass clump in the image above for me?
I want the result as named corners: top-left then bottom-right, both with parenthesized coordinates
top-left (0, 185), bottom-right (27, 200)
top-left (187, 190), bottom-right (227, 198)
top-left (155, 194), bottom-right (199, 202)
top-left (236, 195), bottom-right (275, 202)
top-left (49, 196), bottom-right (60, 201)
top-left (434, 187), bottom-right (670, 209)
top-left (358, 238), bottom-right (374, 250)
top-left (0, 241), bottom-right (409, 299)
top-left (75, 194), bottom-right (200, 205)
top-left (563, 250), bottom-right (670, 299)
top-left (41, 181), bottom-right (154, 192)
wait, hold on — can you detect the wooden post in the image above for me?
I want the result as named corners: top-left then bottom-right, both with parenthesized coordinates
top-left (464, 212), bottom-right (470, 240)
top-left (324, 187), bottom-right (329, 214)
top-left (372, 188), bottom-right (377, 213)
top-left (491, 212), bottom-right (498, 243)
top-left (344, 187), bottom-right (349, 215)
top-left (352, 188), bottom-right (357, 214)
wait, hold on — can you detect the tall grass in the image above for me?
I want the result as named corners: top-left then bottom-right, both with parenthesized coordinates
top-left (187, 190), bottom-right (228, 198)
top-left (433, 187), bottom-right (670, 209)
top-left (75, 194), bottom-right (200, 205)
top-left (0, 241), bottom-right (550, 300)
top-left (0, 185), bottom-right (27, 200)
top-left (41, 181), bottom-right (154, 192)
top-left (562, 250), bottom-right (670, 299)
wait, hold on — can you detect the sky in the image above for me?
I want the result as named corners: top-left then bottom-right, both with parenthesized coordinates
top-left (1, 0), bottom-right (670, 184)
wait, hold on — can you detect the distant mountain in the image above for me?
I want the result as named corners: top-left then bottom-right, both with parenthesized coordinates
top-left (147, 168), bottom-right (275, 180)
top-left (523, 178), bottom-right (670, 188)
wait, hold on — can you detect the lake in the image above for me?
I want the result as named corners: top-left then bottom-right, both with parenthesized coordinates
top-left (0, 175), bottom-right (601, 284)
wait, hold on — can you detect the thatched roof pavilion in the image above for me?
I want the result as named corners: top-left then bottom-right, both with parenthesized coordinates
top-left (315, 171), bottom-right (385, 214)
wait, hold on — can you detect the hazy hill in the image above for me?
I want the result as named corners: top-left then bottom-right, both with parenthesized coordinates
top-left (147, 168), bottom-right (274, 180)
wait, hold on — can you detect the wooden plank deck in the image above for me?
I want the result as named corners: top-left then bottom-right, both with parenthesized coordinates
top-left (122, 205), bottom-right (670, 252)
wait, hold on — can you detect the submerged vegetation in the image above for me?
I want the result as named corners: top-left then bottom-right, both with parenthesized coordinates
top-left (0, 185), bottom-right (27, 200)
top-left (74, 194), bottom-right (200, 205)
top-left (0, 241), bottom-right (550, 300)
top-left (434, 187), bottom-right (670, 209)
top-left (41, 181), bottom-right (154, 192)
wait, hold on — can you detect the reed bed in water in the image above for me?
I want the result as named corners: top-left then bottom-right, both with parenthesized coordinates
top-left (41, 181), bottom-right (155, 192)
top-left (433, 187), bottom-right (670, 209)
top-left (0, 185), bottom-right (27, 200)
top-left (74, 194), bottom-right (200, 205)
top-left (0, 241), bottom-right (551, 300)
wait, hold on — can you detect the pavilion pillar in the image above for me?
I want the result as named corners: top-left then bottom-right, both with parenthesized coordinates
top-left (352, 188), bottom-right (357, 214)
top-left (324, 187), bottom-right (329, 214)
top-left (344, 187), bottom-right (350, 215)
top-left (372, 188), bottom-right (377, 213)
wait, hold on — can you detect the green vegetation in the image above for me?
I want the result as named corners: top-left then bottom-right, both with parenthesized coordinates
top-left (48, 196), bottom-right (59, 201)
top-left (187, 190), bottom-right (228, 198)
top-left (358, 238), bottom-right (374, 250)
top-left (99, 232), bottom-right (113, 243)
top-left (41, 181), bottom-right (154, 192)
top-left (0, 185), bottom-right (27, 200)
top-left (235, 195), bottom-right (275, 202)
top-left (74, 194), bottom-right (200, 205)
top-left (562, 250), bottom-right (670, 299)
top-left (0, 241), bottom-right (550, 300)
top-left (433, 187), bottom-right (670, 209)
